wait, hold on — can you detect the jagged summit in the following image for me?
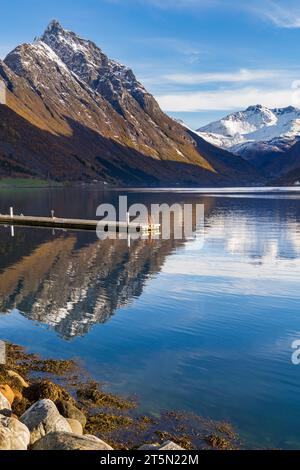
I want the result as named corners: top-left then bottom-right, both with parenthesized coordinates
top-left (41, 19), bottom-right (96, 51)
top-left (40, 20), bottom-right (149, 115)
top-left (246, 104), bottom-right (265, 111)
top-left (45, 19), bottom-right (64, 32)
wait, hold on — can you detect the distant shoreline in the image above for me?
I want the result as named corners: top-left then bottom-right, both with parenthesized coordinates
top-left (111, 186), bottom-right (300, 194)
top-left (0, 178), bottom-right (300, 193)
top-left (0, 178), bottom-right (64, 189)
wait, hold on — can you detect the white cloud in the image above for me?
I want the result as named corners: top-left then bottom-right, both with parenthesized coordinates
top-left (149, 68), bottom-right (300, 112)
top-left (162, 69), bottom-right (284, 85)
top-left (156, 86), bottom-right (300, 111)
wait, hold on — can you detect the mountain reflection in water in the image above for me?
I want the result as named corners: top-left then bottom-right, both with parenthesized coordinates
top-left (0, 232), bottom-right (184, 339)
top-left (1, 188), bottom-right (300, 449)
top-left (0, 191), bottom-right (299, 340)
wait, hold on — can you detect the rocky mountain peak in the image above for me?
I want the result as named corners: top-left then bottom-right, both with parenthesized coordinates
top-left (246, 104), bottom-right (266, 113)
top-left (40, 20), bottom-right (148, 115)
top-left (41, 19), bottom-right (100, 57)
top-left (44, 19), bottom-right (65, 35)
top-left (273, 105), bottom-right (298, 115)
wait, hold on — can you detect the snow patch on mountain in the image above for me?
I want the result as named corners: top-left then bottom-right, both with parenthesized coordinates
top-left (196, 105), bottom-right (300, 158)
top-left (5, 41), bottom-right (69, 76)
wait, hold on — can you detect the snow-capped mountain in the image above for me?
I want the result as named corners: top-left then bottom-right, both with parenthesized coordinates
top-left (197, 105), bottom-right (300, 162)
top-left (0, 20), bottom-right (258, 186)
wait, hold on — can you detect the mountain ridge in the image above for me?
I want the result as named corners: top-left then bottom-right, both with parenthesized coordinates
top-left (196, 104), bottom-right (300, 166)
top-left (0, 20), bottom-right (259, 186)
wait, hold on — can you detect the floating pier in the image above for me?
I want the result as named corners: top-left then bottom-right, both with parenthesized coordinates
top-left (0, 211), bottom-right (160, 234)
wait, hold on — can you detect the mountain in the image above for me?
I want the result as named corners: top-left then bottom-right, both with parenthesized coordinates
top-left (196, 105), bottom-right (300, 168)
top-left (0, 20), bottom-right (259, 186)
top-left (273, 167), bottom-right (300, 186)
top-left (268, 140), bottom-right (300, 185)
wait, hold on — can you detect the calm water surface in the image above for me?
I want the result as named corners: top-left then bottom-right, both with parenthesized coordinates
top-left (0, 186), bottom-right (300, 449)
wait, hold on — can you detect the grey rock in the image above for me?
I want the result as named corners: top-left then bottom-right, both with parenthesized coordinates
top-left (55, 400), bottom-right (86, 427)
top-left (83, 434), bottom-right (103, 442)
top-left (20, 399), bottom-right (72, 445)
top-left (0, 391), bottom-right (11, 412)
top-left (138, 441), bottom-right (184, 451)
top-left (138, 444), bottom-right (160, 450)
top-left (0, 416), bottom-right (30, 450)
top-left (31, 432), bottom-right (114, 450)
top-left (66, 418), bottom-right (83, 435)
top-left (159, 440), bottom-right (184, 450)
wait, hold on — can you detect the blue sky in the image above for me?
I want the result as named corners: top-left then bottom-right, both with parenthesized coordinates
top-left (1, 0), bottom-right (300, 127)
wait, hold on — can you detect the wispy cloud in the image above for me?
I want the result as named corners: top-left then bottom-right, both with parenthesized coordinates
top-left (138, 37), bottom-right (207, 62)
top-left (162, 69), bottom-right (283, 85)
top-left (107, 0), bottom-right (300, 28)
top-left (151, 0), bottom-right (300, 28)
top-left (156, 85), bottom-right (300, 112)
top-left (107, 0), bottom-right (219, 8)
top-left (143, 67), bottom-right (300, 94)
top-left (250, 0), bottom-right (300, 29)
top-left (141, 0), bottom-right (218, 7)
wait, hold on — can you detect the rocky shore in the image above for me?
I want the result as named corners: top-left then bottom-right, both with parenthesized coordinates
top-left (0, 343), bottom-right (238, 451)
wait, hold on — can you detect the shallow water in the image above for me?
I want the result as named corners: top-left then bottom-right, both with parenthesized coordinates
top-left (0, 186), bottom-right (300, 449)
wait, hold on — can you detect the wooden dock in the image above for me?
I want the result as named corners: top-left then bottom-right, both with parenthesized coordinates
top-left (0, 214), bottom-right (160, 234)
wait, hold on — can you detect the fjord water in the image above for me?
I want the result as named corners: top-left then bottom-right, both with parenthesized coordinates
top-left (0, 187), bottom-right (300, 449)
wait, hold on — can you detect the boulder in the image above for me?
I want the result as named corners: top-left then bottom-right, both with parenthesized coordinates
top-left (20, 399), bottom-right (72, 445)
top-left (0, 416), bottom-right (30, 450)
top-left (7, 370), bottom-right (29, 388)
top-left (66, 418), bottom-right (83, 435)
top-left (55, 400), bottom-right (86, 427)
top-left (0, 384), bottom-right (15, 405)
top-left (138, 444), bottom-right (160, 450)
top-left (159, 441), bottom-right (184, 450)
top-left (0, 391), bottom-right (11, 412)
top-left (138, 441), bottom-right (184, 450)
top-left (83, 434), bottom-right (105, 442)
top-left (31, 432), bottom-right (113, 450)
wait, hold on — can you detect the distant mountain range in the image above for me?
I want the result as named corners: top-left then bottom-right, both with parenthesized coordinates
top-left (196, 105), bottom-right (300, 183)
top-left (0, 20), bottom-right (259, 187)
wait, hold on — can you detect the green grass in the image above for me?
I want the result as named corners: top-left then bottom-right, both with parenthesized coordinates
top-left (0, 178), bottom-right (63, 188)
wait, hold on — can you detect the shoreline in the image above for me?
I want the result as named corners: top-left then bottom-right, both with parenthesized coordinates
top-left (0, 177), bottom-right (300, 192)
top-left (0, 342), bottom-right (239, 451)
